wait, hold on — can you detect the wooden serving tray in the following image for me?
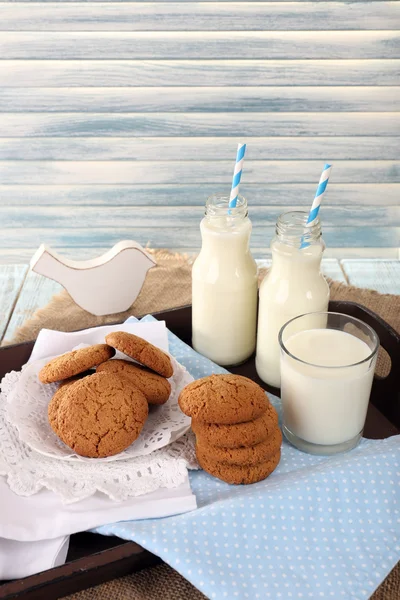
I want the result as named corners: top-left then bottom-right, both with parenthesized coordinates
top-left (0, 302), bottom-right (399, 600)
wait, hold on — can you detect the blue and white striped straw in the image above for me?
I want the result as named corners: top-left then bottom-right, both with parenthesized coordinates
top-left (306, 163), bottom-right (332, 226)
top-left (300, 163), bottom-right (332, 249)
top-left (229, 143), bottom-right (246, 209)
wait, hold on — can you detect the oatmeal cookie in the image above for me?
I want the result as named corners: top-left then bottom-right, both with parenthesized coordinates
top-left (39, 344), bottom-right (115, 384)
top-left (178, 374), bottom-right (268, 424)
top-left (57, 372), bottom-right (148, 458)
top-left (192, 403), bottom-right (279, 448)
top-left (105, 332), bottom-right (173, 378)
top-left (196, 445), bottom-right (281, 485)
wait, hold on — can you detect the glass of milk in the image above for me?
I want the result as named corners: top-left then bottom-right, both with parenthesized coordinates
top-left (256, 211), bottom-right (330, 388)
top-left (279, 311), bottom-right (379, 455)
top-left (192, 193), bottom-right (258, 366)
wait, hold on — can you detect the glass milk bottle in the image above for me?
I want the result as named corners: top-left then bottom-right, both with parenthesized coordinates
top-left (256, 211), bottom-right (330, 387)
top-left (192, 193), bottom-right (258, 366)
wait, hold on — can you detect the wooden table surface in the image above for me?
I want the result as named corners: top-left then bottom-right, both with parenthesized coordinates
top-left (0, 258), bottom-right (399, 346)
top-left (0, 259), bottom-right (398, 599)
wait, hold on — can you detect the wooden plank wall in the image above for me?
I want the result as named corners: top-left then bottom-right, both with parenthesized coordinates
top-left (0, 1), bottom-right (399, 263)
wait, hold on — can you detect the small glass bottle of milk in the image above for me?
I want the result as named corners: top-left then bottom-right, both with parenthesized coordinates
top-left (256, 211), bottom-right (330, 388)
top-left (192, 193), bottom-right (258, 366)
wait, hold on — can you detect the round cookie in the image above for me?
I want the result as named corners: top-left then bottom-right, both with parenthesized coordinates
top-left (105, 332), bottom-right (173, 378)
top-left (39, 344), bottom-right (115, 384)
top-left (57, 372), bottom-right (148, 458)
top-left (48, 378), bottom-right (81, 436)
top-left (196, 428), bottom-right (282, 466)
top-left (178, 374), bottom-right (268, 425)
top-left (97, 359), bottom-right (171, 405)
top-left (196, 445), bottom-right (281, 485)
top-left (192, 403), bottom-right (279, 448)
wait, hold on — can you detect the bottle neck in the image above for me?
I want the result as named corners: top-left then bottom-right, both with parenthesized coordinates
top-left (275, 210), bottom-right (323, 248)
top-left (270, 211), bottom-right (325, 275)
top-left (205, 192), bottom-right (248, 225)
top-left (200, 192), bottom-right (251, 255)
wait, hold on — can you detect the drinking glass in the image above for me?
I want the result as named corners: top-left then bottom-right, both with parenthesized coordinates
top-left (279, 312), bottom-right (379, 455)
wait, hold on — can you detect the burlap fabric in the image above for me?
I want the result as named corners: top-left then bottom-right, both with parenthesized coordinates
top-left (62, 561), bottom-right (400, 600)
top-left (8, 251), bottom-right (399, 600)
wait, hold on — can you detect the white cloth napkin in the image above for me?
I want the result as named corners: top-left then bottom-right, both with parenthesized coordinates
top-left (0, 477), bottom-right (196, 542)
top-left (28, 318), bottom-right (169, 363)
top-left (1, 318), bottom-right (196, 579)
top-left (0, 537), bottom-right (70, 580)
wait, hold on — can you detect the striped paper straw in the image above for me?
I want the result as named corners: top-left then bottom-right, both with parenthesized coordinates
top-left (229, 143), bottom-right (246, 209)
top-left (300, 163), bottom-right (332, 248)
top-left (306, 163), bottom-right (332, 226)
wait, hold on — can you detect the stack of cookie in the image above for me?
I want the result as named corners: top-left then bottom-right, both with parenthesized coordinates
top-left (40, 332), bottom-right (173, 458)
top-left (178, 374), bottom-right (282, 485)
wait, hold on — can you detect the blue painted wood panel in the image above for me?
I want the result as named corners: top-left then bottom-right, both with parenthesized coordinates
top-left (2, 206), bottom-right (399, 228)
top-left (1, 87), bottom-right (398, 112)
top-left (341, 259), bottom-right (400, 295)
top-left (1, 32), bottom-right (399, 59)
top-left (0, 138), bottom-right (398, 161)
top-left (0, 113), bottom-right (398, 137)
top-left (0, 160), bottom-right (398, 184)
top-left (1, 271), bottom-right (63, 344)
top-left (0, 264), bottom-right (28, 341)
top-left (0, 1), bottom-right (398, 263)
top-left (1, 226), bottom-right (399, 250)
top-left (0, 3), bottom-right (398, 31)
top-left (1, 184), bottom-right (399, 207)
top-left (1, 60), bottom-right (398, 87)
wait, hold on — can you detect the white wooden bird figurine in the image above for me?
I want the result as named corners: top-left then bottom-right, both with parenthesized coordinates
top-left (30, 241), bottom-right (156, 316)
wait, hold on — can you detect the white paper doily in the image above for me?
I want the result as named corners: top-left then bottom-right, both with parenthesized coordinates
top-left (6, 354), bottom-right (192, 462)
top-left (0, 370), bottom-right (198, 503)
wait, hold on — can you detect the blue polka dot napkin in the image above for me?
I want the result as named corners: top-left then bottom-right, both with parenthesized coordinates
top-left (94, 316), bottom-right (400, 600)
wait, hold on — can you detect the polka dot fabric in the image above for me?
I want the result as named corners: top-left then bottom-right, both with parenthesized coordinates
top-left (94, 316), bottom-right (400, 600)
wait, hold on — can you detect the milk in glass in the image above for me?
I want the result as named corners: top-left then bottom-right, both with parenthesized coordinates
top-left (279, 313), bottom-right (379, 454)
top-left (256, 211), bottom-right (330, 387)
top-left (192, 193), bottom-right (258, 366)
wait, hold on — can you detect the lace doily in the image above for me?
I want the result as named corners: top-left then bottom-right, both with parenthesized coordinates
top-left (0, 371), bottom-right (198, 503)
top-left (6, 355), bottom-right (192, 462)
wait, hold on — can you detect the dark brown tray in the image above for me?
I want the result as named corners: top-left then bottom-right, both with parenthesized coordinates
top-left (1, 301), bottom-right (399, 600)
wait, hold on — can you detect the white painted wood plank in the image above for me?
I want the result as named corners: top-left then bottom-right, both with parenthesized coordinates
top-left (0, 226), bottom-right (398, 249)
top-left (0, 87), bottom-right (397, 113)
top-left (1, 184), bottom-right (399, 207)
top-left (0, 2), bottom-right (397, 31)
top-left (0, 113), bottom-right (396, 137)
top-left (320, 259), bottom-right (347, 283)
top-left (2, 205), bottom-right (399, 228)
top-left (1, 247), bottom-right (398, 266)
top-left (0, 160), bottom-right (397, 185)
top-left (0, 32), bottom-right (398, 59)
top-left (1, 59), bottom-right (397, 88)
top-left (325, 249), bottom-right (400, 260)
top-left (3, 271), bottom-right (63, 344)
top-left (341, 259), bottom-right (400, 295)
top-left (0, 137), bottom-right (397, 161)
top-left (0, 264), bottom-right (28, 342)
